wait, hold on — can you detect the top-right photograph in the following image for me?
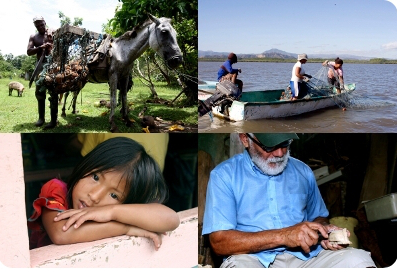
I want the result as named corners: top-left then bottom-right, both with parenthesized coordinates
top-left (198, 0), bottom-right (397, 133)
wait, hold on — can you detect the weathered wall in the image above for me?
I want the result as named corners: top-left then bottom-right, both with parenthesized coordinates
top-left (30, 208), bottom-right (198, 268)
top-left (0, 134), bottom-right (31, 268)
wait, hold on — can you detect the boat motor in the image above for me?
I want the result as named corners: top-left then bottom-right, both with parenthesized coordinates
top-left (198, 80), bottom-right (241, 117)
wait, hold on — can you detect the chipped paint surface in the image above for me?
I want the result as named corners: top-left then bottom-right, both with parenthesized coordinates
top-left (0, 134), bottom-right (31, 268)
top-left (30, 208), bottom-right (198, 268)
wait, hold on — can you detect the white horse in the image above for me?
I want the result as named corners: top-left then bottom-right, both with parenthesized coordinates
top-left (60, 14), bottom-right (183, 132)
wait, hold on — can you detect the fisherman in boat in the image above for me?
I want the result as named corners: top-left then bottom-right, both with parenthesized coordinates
top-left (290, 53), bottom-right (312, 101)
top-left (218, 53), bottom-right (243, 95)
top-left (323, 57), bottom-right (344, 94)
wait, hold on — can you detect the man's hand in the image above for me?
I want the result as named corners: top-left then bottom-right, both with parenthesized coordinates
top-left (320, 224), bottom-right (350, 251)
top-left (281, 221), bottom-right (329, 253)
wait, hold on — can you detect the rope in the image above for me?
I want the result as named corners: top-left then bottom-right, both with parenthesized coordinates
top-left (36, 27), bottom-right (95, 95)
top-left (303, 66), bottom-right (394, 110)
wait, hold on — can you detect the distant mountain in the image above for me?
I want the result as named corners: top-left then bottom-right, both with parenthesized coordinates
top-left (199, 49), bottom-right (372, 60)
top-left (198, 49), bottom-right (296, 59)
top-left (263, 48), bottom-right (297, 58)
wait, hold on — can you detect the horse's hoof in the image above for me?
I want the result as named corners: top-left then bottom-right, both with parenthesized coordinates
top-left (110, 127), bottom-right (120, 133)
top-left (125, 120), bottom-right (134, 127)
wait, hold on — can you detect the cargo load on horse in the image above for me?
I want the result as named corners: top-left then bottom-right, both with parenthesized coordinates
top-left (36, 14), bottom-right (183, 132)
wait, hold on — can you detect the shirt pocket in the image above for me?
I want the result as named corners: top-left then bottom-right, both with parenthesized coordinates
top-left (288, 194), bottom-right (308, 222)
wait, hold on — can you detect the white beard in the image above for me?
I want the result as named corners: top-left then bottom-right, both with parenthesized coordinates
top-left (248, 140), bottom-right (290, 175)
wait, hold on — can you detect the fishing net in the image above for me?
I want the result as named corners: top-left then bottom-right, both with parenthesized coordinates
top-left (36, 25), bottom-right (102, 94)
top-left (282, 66), bottom-right (394, 110)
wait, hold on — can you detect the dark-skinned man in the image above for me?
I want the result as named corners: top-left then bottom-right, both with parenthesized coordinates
top-left (27, 16), bottom-right (56, 129)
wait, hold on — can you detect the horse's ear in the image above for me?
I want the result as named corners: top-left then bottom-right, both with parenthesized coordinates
top-left (129, 31), bottom-right (137, 38)
top-left (148, 13), bottom-right (160, 26)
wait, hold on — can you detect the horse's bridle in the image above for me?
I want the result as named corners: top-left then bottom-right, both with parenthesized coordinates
top-left (150, 23), bottom-right (181, 67)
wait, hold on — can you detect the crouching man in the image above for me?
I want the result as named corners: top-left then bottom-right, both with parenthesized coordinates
top-left (202, 133), bottom-right (376, 268)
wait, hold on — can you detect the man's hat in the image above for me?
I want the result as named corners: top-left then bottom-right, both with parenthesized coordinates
top-left (297, 53), bottom-right (308, 61)
top-left (253, 133), bottom-right (299, 147)
top-left (33, 16), bottom-right (45, 22)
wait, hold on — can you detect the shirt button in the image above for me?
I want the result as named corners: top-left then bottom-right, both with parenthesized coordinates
top-left (273, 217), bottom-right (276, 220)
top-left (270, 198), bottom-right (273, 201)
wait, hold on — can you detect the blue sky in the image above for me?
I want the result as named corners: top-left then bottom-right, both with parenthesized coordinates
top-left (199, 0), bottom-right (397, 59)
top-left (0, 0), bottom-right (120, 56)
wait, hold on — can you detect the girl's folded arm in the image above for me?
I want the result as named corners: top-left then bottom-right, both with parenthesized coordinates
top-left (112, 203), bottom-right (180, 233)
top-left (41, 207), bottom-right (129, 245)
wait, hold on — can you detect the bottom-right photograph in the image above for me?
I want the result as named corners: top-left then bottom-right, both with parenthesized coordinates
top-left (198, 133), bottom-right (397, 268)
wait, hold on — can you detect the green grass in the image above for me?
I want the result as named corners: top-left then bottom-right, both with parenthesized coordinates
top-left (0, 78), bottom-right (197, 133)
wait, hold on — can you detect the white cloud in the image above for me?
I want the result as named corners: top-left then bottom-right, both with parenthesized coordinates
top-left (0, 0), bottom-right (34, 56)
top-left (382, 41), bottom-right (397, 50)
top-left (0, 0), bottom-right (120, 56)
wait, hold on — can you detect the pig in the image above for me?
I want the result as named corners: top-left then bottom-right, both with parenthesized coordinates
top-left (8, 81), bottom-right (25, 97)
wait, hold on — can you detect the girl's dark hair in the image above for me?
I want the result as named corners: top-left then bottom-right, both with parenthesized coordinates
top-left (66, 137), bottom-right (167, 208)
top-left (335, 57), bottom-right (343, 65)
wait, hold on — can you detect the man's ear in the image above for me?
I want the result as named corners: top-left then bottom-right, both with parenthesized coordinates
top-left (239, 133), bottom-right (249, 148)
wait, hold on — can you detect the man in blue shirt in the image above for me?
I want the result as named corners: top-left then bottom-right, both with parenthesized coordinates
top-left (217, 53), bottom-right (243, 93)
top-left (202, 133), bottom-right (376, 268)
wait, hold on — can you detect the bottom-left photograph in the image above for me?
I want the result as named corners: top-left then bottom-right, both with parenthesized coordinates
top-left (0, 133), bottom-right (198, 268)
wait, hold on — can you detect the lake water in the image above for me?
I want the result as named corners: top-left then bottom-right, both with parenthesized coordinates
top-left (199, 62), bottom-right (397, 133)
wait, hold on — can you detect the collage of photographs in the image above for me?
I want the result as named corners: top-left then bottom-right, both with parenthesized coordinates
top-left (0, 0), bottom-right (396, 268)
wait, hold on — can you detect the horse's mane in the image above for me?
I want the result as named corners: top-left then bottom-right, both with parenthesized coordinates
top-left (117, 19), bottom-right (154, 41)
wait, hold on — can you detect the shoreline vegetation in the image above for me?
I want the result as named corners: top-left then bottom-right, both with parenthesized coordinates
top-left (199, 57), bottom-right (397, 64)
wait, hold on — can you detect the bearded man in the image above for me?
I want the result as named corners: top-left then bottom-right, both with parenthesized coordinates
top-left (202, 133), bottom-right (375, 268)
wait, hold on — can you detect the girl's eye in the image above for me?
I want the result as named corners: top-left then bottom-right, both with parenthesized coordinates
top-left (92, 174), bottom-right (99, 181)
top-left (110, 193), bottom-right (119, 200)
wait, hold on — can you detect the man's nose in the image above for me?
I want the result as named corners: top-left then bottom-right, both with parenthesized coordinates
top-left (271, 147), bottom-right (285, 157)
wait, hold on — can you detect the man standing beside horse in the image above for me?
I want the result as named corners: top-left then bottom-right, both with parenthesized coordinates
top-left (27, 16), bottom-right (55, 128)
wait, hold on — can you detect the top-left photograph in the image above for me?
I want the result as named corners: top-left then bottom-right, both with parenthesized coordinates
top-left (0, 0), bottom-right (198, 133)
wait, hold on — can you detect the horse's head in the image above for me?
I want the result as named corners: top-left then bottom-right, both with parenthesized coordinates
top-left (148, 14), bottom-right (183, 69)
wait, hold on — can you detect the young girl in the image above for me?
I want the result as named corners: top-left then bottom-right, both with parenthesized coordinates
top-left (323, 57), bottom-right (344, 94)
top-left (28, 137), bottom-right (180, 250)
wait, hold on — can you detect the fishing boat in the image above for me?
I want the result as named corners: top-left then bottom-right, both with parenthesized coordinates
top-left (201, 81), bottom-right (356, 121)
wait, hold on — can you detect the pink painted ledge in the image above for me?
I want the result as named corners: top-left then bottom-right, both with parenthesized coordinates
top-left (30, 207), bottom-right (198, 268)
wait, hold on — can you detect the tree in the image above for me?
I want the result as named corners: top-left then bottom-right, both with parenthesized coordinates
top-left (107, 0), bottom-right (198, 104)
top-left (58, 11), bottom-right (83, 27)
top-left (21, 55), bottom-right (36, 74)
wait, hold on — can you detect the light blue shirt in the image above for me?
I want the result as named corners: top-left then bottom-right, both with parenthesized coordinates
top-left (202, 150), bottom-right (329, 267)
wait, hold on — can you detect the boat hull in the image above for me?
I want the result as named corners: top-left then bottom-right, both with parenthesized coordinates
top-left (211, 84), bottom-right (355, 121)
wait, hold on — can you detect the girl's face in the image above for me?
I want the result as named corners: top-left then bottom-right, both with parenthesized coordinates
top-left (335, 63), bottom-right (342, 69)
top-left (71, 170), bottom-right (127, 209)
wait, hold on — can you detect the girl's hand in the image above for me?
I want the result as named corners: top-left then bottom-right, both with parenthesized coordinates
top-left (54, 205), bottom-right (115, 231)
top-left (126, 226), bottom-right (165, 251)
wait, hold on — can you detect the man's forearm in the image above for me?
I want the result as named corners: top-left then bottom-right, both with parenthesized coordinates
top-left (209, 229), bottom-right (285, 256)
top-left (209, 221), bottom-right (331, 256)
